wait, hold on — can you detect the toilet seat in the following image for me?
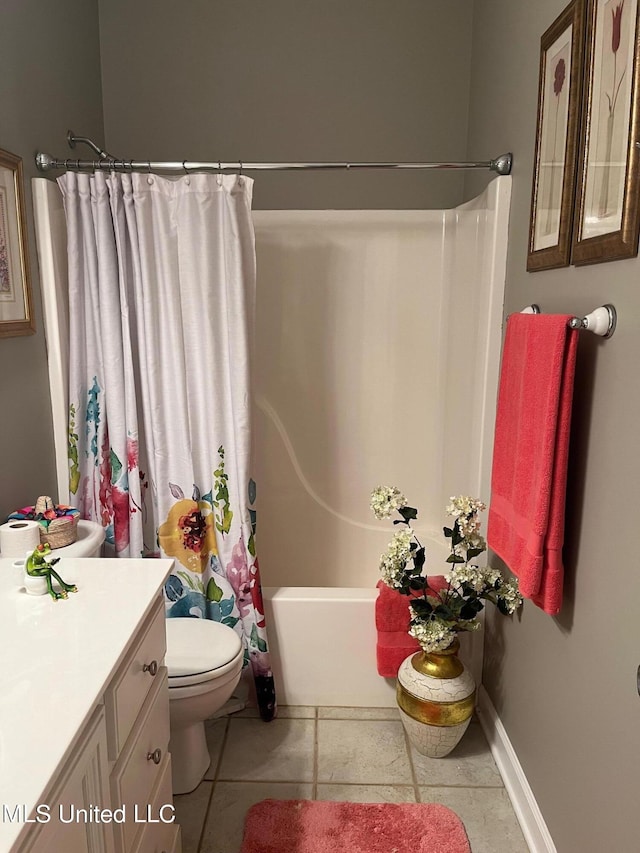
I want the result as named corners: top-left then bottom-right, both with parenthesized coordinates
top-left (165, 617), bottom-right (244, 689)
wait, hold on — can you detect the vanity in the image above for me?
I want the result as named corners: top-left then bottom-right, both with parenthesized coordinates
top-left (0, 557), bottom-right (182, 853)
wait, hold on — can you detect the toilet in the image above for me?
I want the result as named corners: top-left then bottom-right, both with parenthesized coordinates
top-left (54, 519), bottom-right (106, 557)
top-left (165, 617), bottom-right (244, 794)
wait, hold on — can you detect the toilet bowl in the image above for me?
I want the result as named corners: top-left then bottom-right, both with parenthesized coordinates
top-left (165, 617), bottom-right (244, 794)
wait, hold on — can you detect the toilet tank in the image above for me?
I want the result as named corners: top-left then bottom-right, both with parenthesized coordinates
top-left (53, 520), bottom-right (105, 558)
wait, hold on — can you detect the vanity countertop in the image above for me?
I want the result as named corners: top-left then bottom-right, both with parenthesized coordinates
top-left (0, 556), bottom-right (172, 852)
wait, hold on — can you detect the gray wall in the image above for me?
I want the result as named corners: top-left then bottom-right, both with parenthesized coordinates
top-left (467, 3), bottom-right (640, 851)
top-left (98, 0), bottom-right (474, 210)
top-left (0, 0), bottom-right (104, 519)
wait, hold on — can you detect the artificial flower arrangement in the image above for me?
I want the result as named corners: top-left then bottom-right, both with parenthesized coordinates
top-left (371, 486), bottom-right (522, 654)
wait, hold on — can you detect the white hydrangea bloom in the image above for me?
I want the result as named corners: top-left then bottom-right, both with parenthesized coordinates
top-left (497, 580), bottom-right (523, 613)
top-left (388, 528), bottom-right (413, 560)
top-left (457, 514), bottom-right (482, 539)
top-left (379, 553), bottom-right (405, 590)
top-left (445, 563), bottom-right (487, 592)
top-left (445, 495), bottom-right (486, 518)
top-left (483, 567), bottom-right (502, 587)
top-left (409, 619), bottom-right (456, 654)
top-left (370, 486), bottom-right (407, 520)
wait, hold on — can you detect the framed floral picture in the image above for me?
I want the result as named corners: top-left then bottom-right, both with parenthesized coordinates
top-left (528, 0), bottom-right (586, 271)
top-left (0, 147), bottom-right (34, 337)
top-left (573, 0), bottom-right (640, 264)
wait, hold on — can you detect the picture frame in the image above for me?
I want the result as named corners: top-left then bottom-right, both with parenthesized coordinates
top-left (0, 147), bottom-right (34, 337)
top-left (573, 0), bottom-right (640, 264)
top-left (528, 0), bottom-right (586, 272)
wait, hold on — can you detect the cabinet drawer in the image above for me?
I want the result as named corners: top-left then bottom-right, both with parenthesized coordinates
top-left (111, 669), bottom-right (170, 853)
top-left (130, 758), bottom-right (181, 853)
top-left (105, 598), bottom-right (166, 758)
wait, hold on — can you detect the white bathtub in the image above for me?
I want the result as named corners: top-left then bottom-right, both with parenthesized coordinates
top-left (263, 586), bottom-right (397, 707)
top-left (263, 585), bottom-right (476, 708)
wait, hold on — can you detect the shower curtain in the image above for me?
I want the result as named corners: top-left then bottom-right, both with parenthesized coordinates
top-left (58, 170), bottom-right (275, 721)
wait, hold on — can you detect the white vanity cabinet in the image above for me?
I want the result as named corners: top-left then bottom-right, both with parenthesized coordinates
top-left (0, 558), bottom-right (181, 853)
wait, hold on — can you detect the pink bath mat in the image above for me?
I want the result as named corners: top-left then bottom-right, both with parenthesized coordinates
top-left (240, 799), bottom-right (471, 853)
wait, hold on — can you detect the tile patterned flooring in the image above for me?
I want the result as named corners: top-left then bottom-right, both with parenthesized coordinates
top-left (174, 706), bottom-right (529, 853)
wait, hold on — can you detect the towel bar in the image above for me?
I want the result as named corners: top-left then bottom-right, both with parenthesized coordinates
top-left (520, 304), bottom-right (616, 338)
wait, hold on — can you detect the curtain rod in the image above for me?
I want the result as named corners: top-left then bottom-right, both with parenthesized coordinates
top-left (35, 131), bottom-right (513, 176)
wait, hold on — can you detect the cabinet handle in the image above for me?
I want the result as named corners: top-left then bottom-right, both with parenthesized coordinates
top-left (143, 660), bottom-right (158, 676)
top-left (147, 748), bottom-right (162, 765)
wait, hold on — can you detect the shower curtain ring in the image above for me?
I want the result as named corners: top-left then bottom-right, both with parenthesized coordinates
top-left (182, 160), bottom-right (189, 174)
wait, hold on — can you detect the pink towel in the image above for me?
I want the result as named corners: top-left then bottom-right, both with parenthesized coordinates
top-left (487, 313), bottom-right (578, 615)
top-left (376, 632), bottom-right (421, 678)
top-left (375, 578), bottom-right (450, 676)
top-left (375, 577), bottom-right (449, 632)
top-left (375, 580), bottom-right (415, 632)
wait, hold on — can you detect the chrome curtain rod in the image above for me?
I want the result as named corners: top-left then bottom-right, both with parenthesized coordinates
top-left (521, 304), bottom-right (617, 337)
top-left (35, 131), bottom-right (513, 175)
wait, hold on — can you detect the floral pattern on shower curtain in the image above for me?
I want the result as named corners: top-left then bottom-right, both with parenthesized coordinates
top-left (59, 170), bottom-right (276, 721)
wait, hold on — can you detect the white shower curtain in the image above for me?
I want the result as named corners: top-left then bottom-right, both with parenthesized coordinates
top-left (58, 171), bottom-right (275, 720)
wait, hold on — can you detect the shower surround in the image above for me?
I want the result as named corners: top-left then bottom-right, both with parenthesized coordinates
top-left (32, 176), bottom-right (510, 706)
top-left (253, 177), bottom-right (510, 705)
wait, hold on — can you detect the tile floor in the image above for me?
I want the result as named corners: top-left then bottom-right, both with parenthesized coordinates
top-left (174, 706), bottom-right (529, 853)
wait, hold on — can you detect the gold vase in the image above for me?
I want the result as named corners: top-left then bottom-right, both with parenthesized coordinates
top-left (396, 638), bottom-right (475, 758)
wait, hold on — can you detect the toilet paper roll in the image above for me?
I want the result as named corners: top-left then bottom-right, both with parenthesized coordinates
top-left (0, 520), bottom-right (41, 558)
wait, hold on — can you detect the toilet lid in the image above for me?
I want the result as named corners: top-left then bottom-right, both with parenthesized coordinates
top-left (165, 617), bottom-right (243, 677)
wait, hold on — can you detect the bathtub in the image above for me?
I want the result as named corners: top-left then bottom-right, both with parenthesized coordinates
top-left (263, 586), bottom-right (397, 707)
top-left (263, 586), bottom-right (477, 708)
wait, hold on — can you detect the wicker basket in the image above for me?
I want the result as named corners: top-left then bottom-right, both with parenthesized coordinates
top-left (39, 515), bottom-right (78, 549)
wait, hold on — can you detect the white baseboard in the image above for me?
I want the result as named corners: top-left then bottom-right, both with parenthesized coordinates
top-left (477, 685), bottom-right (556, 853)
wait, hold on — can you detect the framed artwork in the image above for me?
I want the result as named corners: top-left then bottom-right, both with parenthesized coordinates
top-left (0, 148), bottom-right (34, 337)
top-left (528, 0), bottom-right (586, 271)
top-left (573, 0), bottom-right (640, 264)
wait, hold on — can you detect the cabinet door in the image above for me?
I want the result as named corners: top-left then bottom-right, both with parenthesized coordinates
top-left (24, 707), bottom-right (114, 853)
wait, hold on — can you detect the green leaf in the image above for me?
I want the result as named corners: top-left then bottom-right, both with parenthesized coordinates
top-left (248, 532), bottom-right (256, 557)
top-left (398, 506), bottom-right (417, 521)
top-left (460, 600), bottom-right (482, 619)
top-left (409, 577), bottom-right (426, 591)
top-left (443, 526), bottom-right (453, 538)
top-left (177, 570), bottom-right (196, 590)
top-left (250, 623), bottom-right (259, 648)
top-left (110, 449), bottom-right (123, 482)
top-left (257, 636), bottom-right (267, 653)
top-left (413, 547), bottom-right (426, 572)
top-left (451, 526), bottom-right (463, 547)
top-left (497, 598), bottom-right (510, 616)
top-left (466, 547), bottom-right (485, 559)
top-left (410, 598), bottom-right (433, 616)
top-left (446, 554), bottom-right (465, 564)
top-left (206, 577), bottom-right (223, 602)
top-left (222, 616), bottom-right (240, 629)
